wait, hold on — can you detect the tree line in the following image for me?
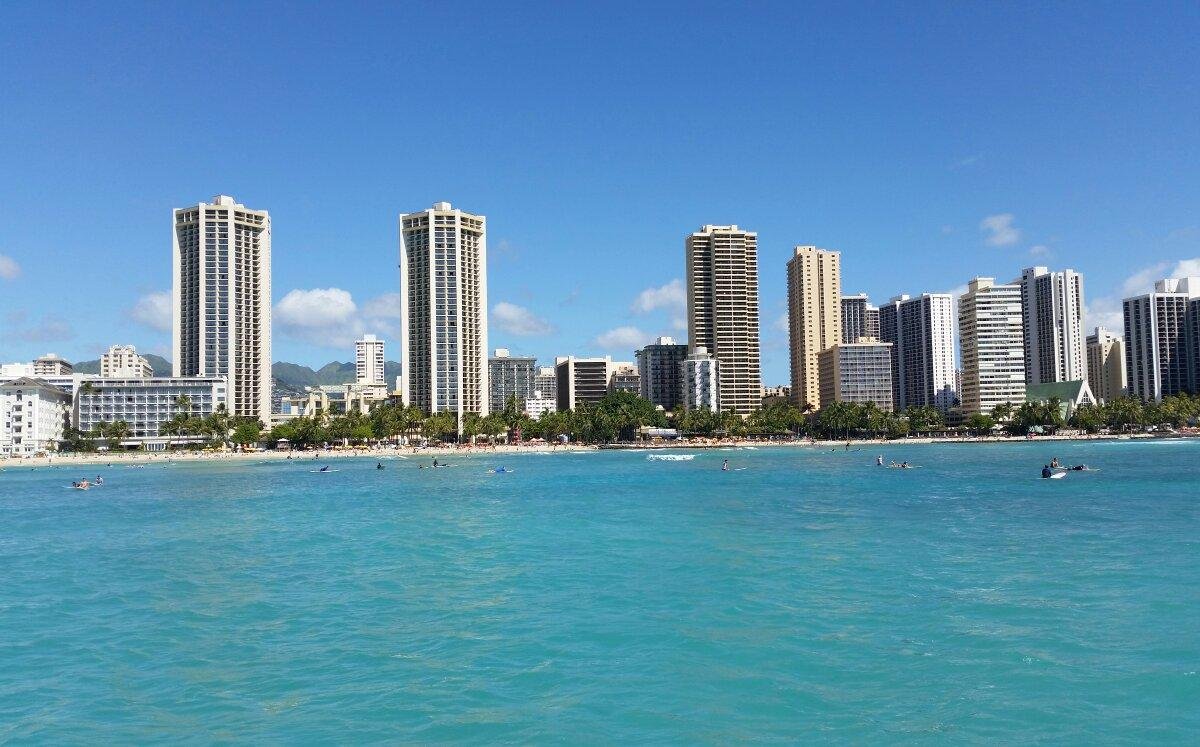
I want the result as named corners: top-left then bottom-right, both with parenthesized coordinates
top-left (61, 390), bottom-right (1200, 451)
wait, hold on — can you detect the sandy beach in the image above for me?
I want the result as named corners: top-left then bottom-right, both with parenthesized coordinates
top-left (5, 431), bottom-right (1191, 469)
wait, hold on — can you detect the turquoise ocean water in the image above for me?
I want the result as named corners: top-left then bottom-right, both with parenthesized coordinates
top-left (1, 441), bottom-right (1198, 743)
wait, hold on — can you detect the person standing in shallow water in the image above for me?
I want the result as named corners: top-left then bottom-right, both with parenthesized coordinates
top-left (722, 459), bottom-right (729, 471)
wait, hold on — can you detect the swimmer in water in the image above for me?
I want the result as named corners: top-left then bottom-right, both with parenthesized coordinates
top-left (876, 455), bottom-right (884, 466)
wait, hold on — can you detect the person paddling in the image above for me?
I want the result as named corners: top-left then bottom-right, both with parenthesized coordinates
top-left (722, 459), bottom-right (729, 472)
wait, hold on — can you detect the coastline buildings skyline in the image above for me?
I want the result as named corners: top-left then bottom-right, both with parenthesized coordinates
top-left (5, 186), bottom-right (1200, 456)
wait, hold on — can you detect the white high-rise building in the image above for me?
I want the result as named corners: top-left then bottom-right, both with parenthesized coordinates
top-left (355, 334), bottom-right (386, 386)
top-left (686, 225), bottom-right (760, 415)
top-left (1017, 266), bottom-right (1086, 385)
top-left (682, 346), bottom-right (720, 411)
top-left (878, 294), bottom-right (957, 413)
top-left (400, 202), bottom-right (488, 424)
top-left (959, 278), bottom-right (1026, 416)
top-left (1123, 277), bottom-right (1200, 401)
top-left (1086, 327), bottom-right (1127, 404)
top-left (172, 195), bottom-right (272, 424)
top-left (99, 345), bottom-right (153, 378)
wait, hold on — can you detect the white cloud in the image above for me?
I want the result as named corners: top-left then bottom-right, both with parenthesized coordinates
top-left (128, 291), bottom-right (172, 332)
top-left (593, 326), bottom-right (651, 351)
top-left (631, 279), bottom-right (685, 314)
top-left (492, 301), bottom-right (553, 336)
top-left (1082, 257), bottom-right (1200, 333)
top-left (1171, 258), bottom-right (1200, 277)
top-left (361, 293), bottom-right (400, 320)
top-left (980, 213), bottom-right (1020, 247)
top-left (940, 225), bottom-right (954, 236)
top-left (1028, 244), bottom-right (1050, 257)
top-left (774, 312), bottom-right (789, 334)
top-left (0, 254), bottom-right (19, 280)
top-left (950, 154), bottom-right (982, 170)
top-left (276, 287), bottom-right (363, 348)
top-left (4, 311), bottom-right (74, 343)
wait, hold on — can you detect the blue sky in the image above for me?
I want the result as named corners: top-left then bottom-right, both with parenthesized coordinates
top-left (1, 1), bottom-right (1197, 384)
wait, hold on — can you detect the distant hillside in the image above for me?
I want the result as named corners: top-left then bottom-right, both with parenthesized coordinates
top-left (273, 361), bottom-right (401, 389)
top-left (71, 355), bottom-right (399, 391)
top-left (73, 353), bottom-right (173, 375)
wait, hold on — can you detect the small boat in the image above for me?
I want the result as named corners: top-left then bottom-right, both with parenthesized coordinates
top-left (647, 454), bottom-right (696, 462)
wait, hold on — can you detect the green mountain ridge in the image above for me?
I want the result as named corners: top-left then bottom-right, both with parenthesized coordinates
top-left (71, 356), bottom-right (399, 390)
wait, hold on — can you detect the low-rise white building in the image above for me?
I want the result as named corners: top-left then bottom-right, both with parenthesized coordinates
top-left (291, 383), bottom-right (389, 417)
top-left (523, 391), bottom-right (557, 419)
top-left (76, 377), bottom-right (228, 450)
top-left (99, 345), bottom-right (153, 378)
top-left (682, 346), bottom-right (720, 411)
top-left (33, 353), bottom-right (74, 376)
top-left (1, 378), bottom-right (72, 456)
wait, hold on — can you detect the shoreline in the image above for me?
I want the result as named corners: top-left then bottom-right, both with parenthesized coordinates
top-left (5, 432), bottom-right (1194, 469)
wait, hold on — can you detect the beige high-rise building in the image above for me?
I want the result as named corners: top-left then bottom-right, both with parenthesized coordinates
top-left (786, 246), bottom-right (842, 410)
top-left (399, 202), bottom-right (488, 423)
top-left (685, 225), bottom-right (761, 415)
top-left (172, 195), bottom-right (272, 424)
top-left (1086, 326), bottom-right (1126, 404)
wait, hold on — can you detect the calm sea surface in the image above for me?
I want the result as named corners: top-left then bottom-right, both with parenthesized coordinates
top-left (1, 441), bottom-right (1198, 743)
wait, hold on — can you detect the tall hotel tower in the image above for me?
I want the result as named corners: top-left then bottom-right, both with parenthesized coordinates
top-left (400, 202), bottom-right (489, 422)
top-left (786, 246), bottom-right (842, 410)
top-left (1017, 266), bottom-right (1086, 384)
top-left (958, 277), bottom-right (1027, 416)
top-left (1123, 277), bottom-right (1199, 401)
top-left (879, 293), bottom-right (957, 413)
top-left (685, 225), bottom-right (761, 415)
top-left (172, 195), bottom-right (272, 423)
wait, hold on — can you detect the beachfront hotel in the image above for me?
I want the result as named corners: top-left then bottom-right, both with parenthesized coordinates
top-left (878, 293), bottom-right (957, 413)
top-left (0, 378), bottom-right (72, 456)
top-left (959, 278), bottom-right (1027, 416)
top-left (1017, 266), bottom-right (1086, 385)
top-left (172, 195), bottom-right (273, 424)
top-left (786, 246), bottom-right (842, 411)
top-left (75, 376), bottom-right (229, 450)
top-left (399, 202), bottom-right (489, 421)
top-left (685, 225), bottom-right (761, 415)
top-left (355, 334), bottom-right (386, 386)
top-left (1086, 327), bottom-right (1127, 404)
top-left (841, 293), bottom-right (881, 344)
top-left (1122, 277), bottom-right (1199, 401)
top-left (636, 336), bottom-right (689, 411)
top-left (818, 339), bottom-right (894, 412)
